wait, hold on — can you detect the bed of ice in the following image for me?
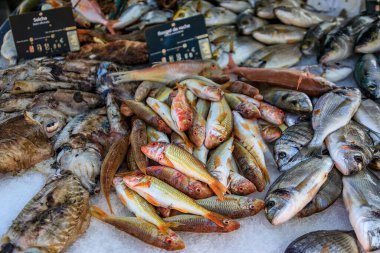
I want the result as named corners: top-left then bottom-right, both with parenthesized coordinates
top-left (0, 55), bottom-right (372, 253)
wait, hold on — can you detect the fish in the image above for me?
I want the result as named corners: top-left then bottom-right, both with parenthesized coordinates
top-left (90, 206), bottom-right (185, 250)
top-left (173, 0), bottom-right (214, 20)
top-left (18, 0), bottom-right (40, 13)
top-left (123, 100), bottom-right (172, 134)
top-left (113, 3), bottom-right (151, 29)
top-left (134, 81), bottom-right (165, 102)
top-left (147, 126), bottom-right (170, 143)
top-left (205, 97), bottom-right (233, 149)
top-left (196, 98), bottom-right (211, 120)
top-left (110, 60), bottom-right (227, 84)
top-left (297, 168), bottom-right (343, 218)
top-left (225, 56), bottom-right (336, 97)
top-left (228, 157), bottom-right (257, 195)
top-left (259, 102), bottom-right (284, 125)
top-left (11, 80), bottom-right (95, 94)
top-left (155, 87), bottom-right (173, 102)
top-left (320, 15), bottom-right (377, 63)
top-left (189, 108), bottom-right (206, 147)
top-left (141, 142), bottom-right (227, 200)
top-left (223, 81), bottom-right (260, 99)
top-left (243, 43), bottom-right (302, 69)
top-left (55, 109), bottom-right (109, 192)
top-left (1, 31), bottom-right (17, 66)
top-left (0, 94), bottom-right (34, 113)
top-left (207, 137), bottom-right (233, 188)
top-left (101, 135), bottom-right (129, 213)
top-left (127, 147), bottom-right (140, 171)
top-left (196, 195), bottom-right (265, 219)
top-left (257, 85), bottom-right (313, 113)
top-left (354, 99), bottom-right (380, 135)
top-left (252, 24), bottom-right (306, 45)
top-left (135, 9), bottom-right (173, 29)
top-left (356, 19), bottom-right (380, 54)
top-left (369, 144), bottom-right (380, 171)
top-left (237, 9), bottom-right (268, 35)
top-left (146, 166), bottom-right (213, 199)
top-left (224, 93), bottom-right (261, 119)
top-left (171, 85), bottom-right (193, 132)
top-left (259, 121), bottom-right (282, 143)
top-left (146, 97), bottom-right (192, 147)
top-left (171, 132), bottom-right (193, 153)
top-left (164, 214), bottom-right (240, 233)
top-left (265, 156), bottom-right (334, 225)
top-left (232, 140), bottom-right (268, 192)
top-left (72, 0), bottom-right (116, 34)
top-left (326, 121), bottom-right (373, 175)
top-left (192, 144), bottom-right (209, 164)
top-left (284, 112), bottom-right (310, 127)
top-left (113, 176), bottom-right (178, 234)
top-left (283, 88), bottom-right (362, 171)
top-left (208, 25), bottom-right (237, 43)
top-left (285, 230), bottom-right (359, 253)
top-left (186, 90), bottom-right (197, 108)
top-left (274, 6), bottom-right (327, 28)
top-left (204, 7), bottom-right (237, 27)
top-left (255, 0), bottom-right (301, 19)
top-left (292, 63), bottom-right (353, 83)
top-left (218, 0), bottom-right (252, 13)
top-left (130, 119), bottom-right (148, 174)
top-left (274, 122), bottom-right (313, 169)
top-left (343, 169), bottom-right (380, 252)
top-left (0, 172), bottom-right (90, 253)
top-left (355, 54), bottom-right (380, 100)
top-left (301, 19), bottom-right (342, 56)
top-left (179, 76), bottom-right (224, 102)
top-left (123, 174), bottom-right (228, 227)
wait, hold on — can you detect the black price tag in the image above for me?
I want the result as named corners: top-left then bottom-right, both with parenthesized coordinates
top-left (145, 15), bottom-right (212, 64)
top-left (366, 0), bottom-right (380, 13)
top-left (9, 7), bottom-right (80, 60)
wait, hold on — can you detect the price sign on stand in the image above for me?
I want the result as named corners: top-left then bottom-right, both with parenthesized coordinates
top-left (9, 7), bottom-right (80, 60)
top-left (367, 0), bottom-right (380, 13)
top-left (145, 15), bottom-right (212, 64)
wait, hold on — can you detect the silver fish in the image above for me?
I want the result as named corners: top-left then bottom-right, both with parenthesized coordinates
top-left (113, 3), bottom-right (151, 29)
top-left (284, 113), bottom-right (310, 127)
top-left (355, 54), bottom-right (380, 100)
top-left (204, 7), bottom-right (237, 27)
top-left (208, 25), bottom-right (237, 43)
top-left (265, 156), bottom-right (333, 225)
top-left (255, 0), bottom-right (301, 19)
top-left (274, 6), bottom-right (328, 28)
top-left (0, 30), bottom-right (17, 66)
top-left (343, 169), bottom-right (380, 252)
top-left (292, 63), bottom-right (353, 83)
top-left (356, 19), bottom-right (380, 54)
top-left (252, 24), bottom-right (306, 45)
top-left (218, 0), bottom-right (252, 13)
top-left (237, 9), bottom-right (268, 35)
top-left (354, 98), bottom-right (380, 135)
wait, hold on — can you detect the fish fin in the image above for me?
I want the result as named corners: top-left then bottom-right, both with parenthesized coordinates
top-left (338, 9), bottom-right (348, 19)
top-left (159, 222), bottom-right (182, 234)
top-left (106, 20), bottom-right (118, 35)
top-left (144, 193), bottom-right (160, 207)
top-left (205, 212), bottom-right (226, 227)
top-left (90, 206), bottom-right (109, 221)
top-left (134, 180), bottom-right (151, 188)
top-left (209, 179), bottom-right (227, 201)
top-left (220, 82), bottom-right (232, 91)
top-left (225, 54), bottom-right (238, 74)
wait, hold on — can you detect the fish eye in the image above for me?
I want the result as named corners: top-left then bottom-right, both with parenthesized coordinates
top-left (278, 152), bottom-right (287, 159)
top-left (166, 238), bottom-right (172, 244)
top-left (239, 187), bottom-right (244, 192)
top-left (249, 204), bottom-right (255, 209)
top-left (368, 84), bottom-right (377, 91)
top-left (218, 137), bottom-right (224, 142)
top-left (196, 187), bottom-right (201, 193)
top-left (46, 122), bottom-right (59, 133)
top-left (242, 20), bottom-right (250, 26)
top-left (266, 201), bottom-right (275, 209)
top-left (223, 219), bottom-right (230, 224)
top-left (354, 155), bottom-right (363, 164)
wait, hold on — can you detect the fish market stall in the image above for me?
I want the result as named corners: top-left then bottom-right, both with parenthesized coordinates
top-left (1, 0), bottom-right (380, 253)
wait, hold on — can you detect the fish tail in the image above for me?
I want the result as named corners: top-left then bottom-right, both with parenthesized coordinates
top-left (209, 179), bottom-right (227, 201)
top-left (90, 206), bottom-right (109, 221)
top-left (205, 211), bottom-right (226, 227)
top-left (225, 54), bottom-right (238, 74)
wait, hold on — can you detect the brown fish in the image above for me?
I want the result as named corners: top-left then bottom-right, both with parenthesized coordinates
top-left (130, 119), bottom-right (148, 174)
top-left (259, 102), bottom-right (285, 125)
top-left (223, 80), bottom-right (260, 98)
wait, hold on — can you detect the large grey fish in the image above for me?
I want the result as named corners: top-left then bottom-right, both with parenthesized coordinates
top-left (343, 169), bottom-right (380, 252)
top-left (252, 24), bottom-right (306, 45)
top-left (204, 7), bottom-right (237, 27)
top-left (320, 15), bottom-right (377, 63)
top-left (297, 168), bottom-right (342, 218)
top-left (274, 122), bottom-right (313, 169)
top-left (284, 113), bottom-right (310, 127)
top-left (274, 6), bottom-right (327, 28)
top-left (237, 9), bottom-right (268, 35)
top-left (292, 63), bottom-right (353, 82)
top-left (255, 0), bottom-right (301, 19)
top-left (283, 88), bottom-right (361, 171)
top-left (355, 54), bottom-right (380, 100)
top-left (285, 230), bottom-right (359, 253)
top-left (354, 99), bottom-right (380, 135)
top-left (243, 44), bottom-right (302, 69)
top-left (265, 156), bottom-right (334, 225)
top-left (55, 109), bottom-right (110, 192)
top-left (113, 3), bottom-right (151, 29)
top-left (256, 85), bottom-right (313, 113)
top-left (326, 121), bottom-right (373, 175)
top-left (0, 171), bottom-right (90, 253)
top-left (356, 19), bottom-right (380, 54)
top-left (301, 19), bottom-right (342, 56)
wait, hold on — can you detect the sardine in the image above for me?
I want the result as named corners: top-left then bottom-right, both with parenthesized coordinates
top-left (343, 169), bottom-right (380, 252)
top-left (252, 24), bottom-right (306, 45)
top-left (356, 19), bottom-right (380, 54)
top-left (265, 156), bottom-right (334, 225)
top-left (146, 166), bottom-right (213, 199)
top-left (0, 94), bottom-right (34, 113)
top-left (11, 80), bottom-right (95, 94)
top-left (355, 54), bottom-right (380, 100)
top-left (237, 9), bottom-right (268, 35)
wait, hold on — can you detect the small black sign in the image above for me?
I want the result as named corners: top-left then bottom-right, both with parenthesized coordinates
top-left (9, 7), bottom-right (80, 60)
top-left (145, 15), bottom-right (212, 64)
top-left (367, 0), bottom-right (380, 13)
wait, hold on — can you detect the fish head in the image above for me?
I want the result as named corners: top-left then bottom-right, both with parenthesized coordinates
top-left (237, 13), bottom-right (254, 35)
top-left (230, 177), bottom-right (256, 196)
top-left (240, 196), bottom-right (265, 214)
top-left (262, 126), bottom-right (282, 143)
top-left (173, 6), bottom-right (193, 20)
top-left (362, 78), bottom-right (380, 99)
top-left (122, 173), bottom-right (146, 189)
top-left (199, 61), bottom-right (227, 81)
top-left (205, 125), bottom-right (227, 149)
top-left (112, 176), bottom-right (124, 187)
top-left (157, 231), bottom-right (185, 251)
top-left (204, 86), bottom-right (224, 101)
top-left (221, 218), bottom-right (241, 232)
top-left (265, 188), bottom-right (294, 225)
top-left (187, 181), bottom-right (213, 199)
top-left (24, 108), bottom-right (67, 138)
top-left (140, 142), bottom-right (168, 161)
top-left (335, 144), bottom-right (367, 175)
top-left (285, 94), bottom-right (313, 113)
top-left (275, 149), bottom-right (294, 168)
top-left (11, 81), bottom-right (34, 94)
top-left (320, 35), bottom-right (353, 63)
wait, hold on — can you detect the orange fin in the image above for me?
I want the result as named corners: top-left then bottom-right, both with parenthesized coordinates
top-left (159, 222), bottom-right (182, 234)
top-left (225, 54), bottom-right (238, 74)
top-left (209, 179), bottom-right (227, 201)
top-left (205, 211), bottom-right (226, 228)
top-left (106, 20), bottom-right (118, 35)
top-left (134, 180), bottom-right (151, 188)
top-left (145, 193), bottom-right (160, 207)
top-left (90, 206), bottom-right (109, 221)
